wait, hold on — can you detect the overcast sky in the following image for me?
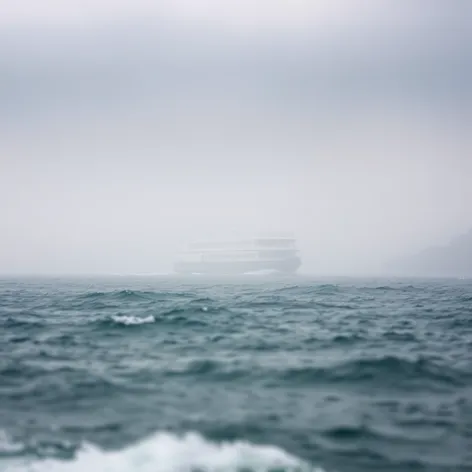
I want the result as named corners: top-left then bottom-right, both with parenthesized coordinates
top-left (1, 0), bottom-right (471, 275)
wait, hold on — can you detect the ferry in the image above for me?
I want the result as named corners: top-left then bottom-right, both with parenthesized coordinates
top-left (174, 234), bottom-right (301, 275)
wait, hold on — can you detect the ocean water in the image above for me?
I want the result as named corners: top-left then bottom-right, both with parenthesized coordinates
top-left (0, 276), bottom-right (471, 472)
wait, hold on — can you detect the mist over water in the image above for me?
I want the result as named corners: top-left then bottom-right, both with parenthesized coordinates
top-left (1, 0), bottom-right (471, 276)
top-left (0, 4), bottom-right (471, 471)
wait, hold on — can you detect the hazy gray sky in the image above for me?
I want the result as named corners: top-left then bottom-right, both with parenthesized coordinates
top-left (0, 0), bottom-right (448, 29)
top-left (1, 0), bottom-right (470, 274)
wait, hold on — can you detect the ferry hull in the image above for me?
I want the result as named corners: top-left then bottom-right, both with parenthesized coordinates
top-left (174, 257), bottom-right (301, 275)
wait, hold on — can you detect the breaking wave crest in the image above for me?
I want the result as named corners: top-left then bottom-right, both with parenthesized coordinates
top-left (1, 431), bottom-right (321, 472)
top-left (0, 431), bottom-right (23, 455)
top-left (110, 314), bottom-right (156, 326)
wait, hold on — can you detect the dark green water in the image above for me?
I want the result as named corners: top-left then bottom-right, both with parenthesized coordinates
top-left (1, 276), bottom-right (471, 471)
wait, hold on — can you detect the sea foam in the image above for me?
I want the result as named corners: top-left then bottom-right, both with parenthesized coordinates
top-left (0, 431), bottom-right (23, 454)
top-left (110, 315), bottom-right (155, 325)
top-left (1, 431), bottom-right (322, 472)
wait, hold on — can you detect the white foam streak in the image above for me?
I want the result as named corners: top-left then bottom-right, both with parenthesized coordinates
top-left (1, 431), bottom-right (323, 472)
top-left (0, 431), bottom-right (23, 454)
top-left (111, 315), bottom-right (155, 325)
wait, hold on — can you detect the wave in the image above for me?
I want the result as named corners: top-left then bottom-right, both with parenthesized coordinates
top-left (78, 290), bottom-right (160, 302)
top-left (157, 355), bottom-right (468, 389)
top-left (0, 431), bottom-right (23, 455)
top-left (101, 310), bottom-right (211, 328)
top-left (110, 315), bottom-right (156, 326)
top-left (163, 359), bottom-right (245, 379)
top-left (0, 431), bottom-right (322, 472)
top-left (75, 290), bottom-right (203, 308)
top-left (1, 316), bottom-right (43, 329)
top-left (280, 355), bottom-right (468, 388)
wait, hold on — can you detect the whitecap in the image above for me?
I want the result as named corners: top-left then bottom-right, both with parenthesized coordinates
top-left (0, 431), bottom-right (23, 454)
top-left (110, 315), bottom-right (155, 326)
top-left (0, 431), bottom-right (323, 472)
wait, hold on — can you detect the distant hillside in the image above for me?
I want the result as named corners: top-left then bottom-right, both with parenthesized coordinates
top-left (388, 229), bottom-right (472, 277)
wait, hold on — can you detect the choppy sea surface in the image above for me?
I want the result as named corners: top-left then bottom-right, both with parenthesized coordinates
top-left (0, 275), bottom-right (471, 472)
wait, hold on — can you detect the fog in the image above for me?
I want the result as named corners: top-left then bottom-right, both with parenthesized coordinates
top-left (1, 0), bottom-right (471, 275)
